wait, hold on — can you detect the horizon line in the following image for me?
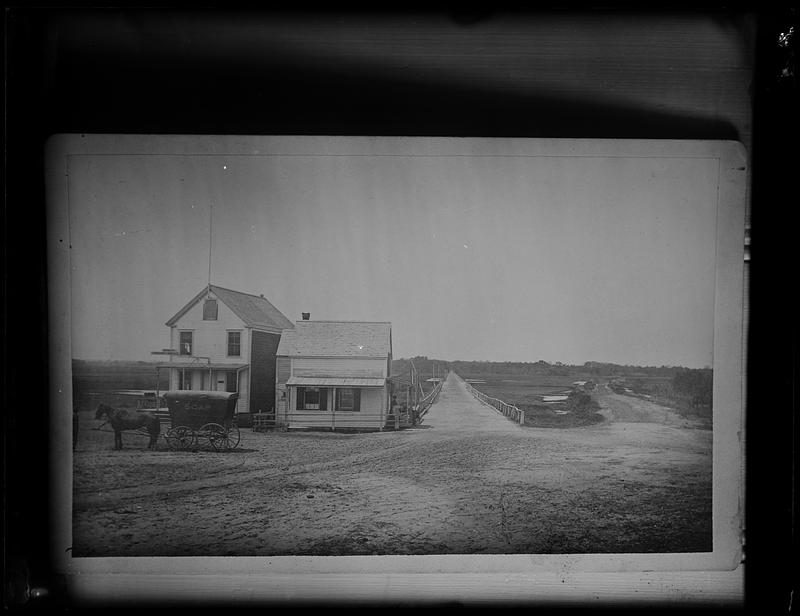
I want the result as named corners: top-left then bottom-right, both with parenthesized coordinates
top-left (71, 356), bottom-right (712, 370)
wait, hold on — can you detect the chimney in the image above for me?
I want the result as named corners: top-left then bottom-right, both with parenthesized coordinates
top-left (302, 312), bottom-right (310, 321)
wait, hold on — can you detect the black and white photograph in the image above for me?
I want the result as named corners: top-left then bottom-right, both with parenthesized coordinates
top-left (52, 135), bottom-right (744, 563)
top-left (10, 7), bottom-right (796, 610)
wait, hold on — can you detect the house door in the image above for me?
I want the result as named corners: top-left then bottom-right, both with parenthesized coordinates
top-left (225, 371), bottom-right (238, 393)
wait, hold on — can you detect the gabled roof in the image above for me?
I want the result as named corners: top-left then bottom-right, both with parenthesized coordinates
top-left (166, 285), bottom-right (294, 332)
top-left (276, 321), bottom-right (391, 358)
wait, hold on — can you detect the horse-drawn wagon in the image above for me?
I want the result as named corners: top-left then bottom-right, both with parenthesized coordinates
top-left (162, 391), bottom-right (240, 451)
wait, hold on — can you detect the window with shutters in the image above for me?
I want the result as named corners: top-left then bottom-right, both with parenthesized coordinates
top-left (296, 387), bottom-right (328, 411)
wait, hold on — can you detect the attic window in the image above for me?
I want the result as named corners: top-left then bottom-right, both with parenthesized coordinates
top-left (203, 299), bottom-right (218, 320)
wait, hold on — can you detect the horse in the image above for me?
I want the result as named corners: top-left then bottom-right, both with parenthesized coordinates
top-left (95, 403), bottom-right (160, 450)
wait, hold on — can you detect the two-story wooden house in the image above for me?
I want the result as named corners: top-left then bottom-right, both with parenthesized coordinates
top-left (275, 319), bottom-right (392, 431)
top-left (161, 284), bottom-right (294, 423)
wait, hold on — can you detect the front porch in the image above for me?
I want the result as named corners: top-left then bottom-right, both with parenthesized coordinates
top-left (159, 362), bottom-right (249, 414)
top-left (281, 376), bottom-right (389, 431)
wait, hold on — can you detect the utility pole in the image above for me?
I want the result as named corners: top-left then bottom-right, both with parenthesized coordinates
top-left (410, 360), bottom-right (417, 407)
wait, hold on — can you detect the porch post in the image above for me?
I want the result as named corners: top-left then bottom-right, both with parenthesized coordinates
top-left (379, 386), bottom-right (384, 431)
top-left (332, 387), bottom-right (336, 432)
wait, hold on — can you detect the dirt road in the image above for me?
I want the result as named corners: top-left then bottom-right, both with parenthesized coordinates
top-left (73, 373), bottom-right (711, 556)
top-left (594, 383), bottom-right (709, 428)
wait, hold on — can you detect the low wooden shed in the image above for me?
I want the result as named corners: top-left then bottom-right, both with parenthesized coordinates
top-left (275, 320), bottom-right (393, 431)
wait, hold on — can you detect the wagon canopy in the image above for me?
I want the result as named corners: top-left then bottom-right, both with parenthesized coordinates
top-left (163, 391), bottom-right (239, 429)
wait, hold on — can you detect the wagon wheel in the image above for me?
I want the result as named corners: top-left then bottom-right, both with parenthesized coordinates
top-left (195, 423), bottom-right (220, 451)
top-left (199, 423), bottom-right (230, 451)
top-left (225, 424), bottom-right (241, 450)
top-left (165, 425), bottom-right (196, 451)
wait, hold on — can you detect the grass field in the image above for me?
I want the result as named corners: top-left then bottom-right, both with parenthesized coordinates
top-left (611, 374), bottom-right (712, 419)
top-left (455, 360), bottom-right (713, 422)
top-left (454, 368), bottom-right (605, 428)
top-left (463, 377), bottom-right (577, 404)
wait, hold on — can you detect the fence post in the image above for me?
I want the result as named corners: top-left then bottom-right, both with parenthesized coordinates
top-left (519, 409), bottom-right (525, 425)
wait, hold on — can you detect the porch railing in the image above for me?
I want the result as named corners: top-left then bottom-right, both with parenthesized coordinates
top-left (251, 410), bottom-right (409, 431)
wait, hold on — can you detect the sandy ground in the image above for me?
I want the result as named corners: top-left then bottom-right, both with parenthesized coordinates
top-left (72, 373), bottom-right (711, 556)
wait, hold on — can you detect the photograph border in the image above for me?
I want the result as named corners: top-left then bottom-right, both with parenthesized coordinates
top-left (47, 135), bottom-right (747, 606)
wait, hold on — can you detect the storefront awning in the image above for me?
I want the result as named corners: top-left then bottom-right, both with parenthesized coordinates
top-left (286, 377), bottom-right (386, 387)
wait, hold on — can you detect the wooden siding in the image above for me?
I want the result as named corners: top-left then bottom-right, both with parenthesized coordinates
top-left (250, 330), bottom-right (280, 415)
top-left (292, 357), bottom-right (385, 379)
top-left (169, 292), bottom-right (250, 364)
top-left (276, 356), bottom-right (291, 384)
top-left (237, 369), bottom-right (249, 415)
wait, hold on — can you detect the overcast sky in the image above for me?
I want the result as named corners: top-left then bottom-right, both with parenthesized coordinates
top-left (65, 137), bottom-right (719, 367)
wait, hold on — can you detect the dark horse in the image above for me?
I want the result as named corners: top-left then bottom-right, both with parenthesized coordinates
top-left (95, 403), bottom-right (160, 450)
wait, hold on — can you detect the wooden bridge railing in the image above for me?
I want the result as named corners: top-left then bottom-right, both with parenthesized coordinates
top-left (417, 374), bottom-right (446, 420)
top-left (461, 377), bottom-right (526, 425)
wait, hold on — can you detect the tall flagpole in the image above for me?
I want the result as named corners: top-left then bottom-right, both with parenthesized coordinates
top-left (208, 202), bottom-right (213, 288)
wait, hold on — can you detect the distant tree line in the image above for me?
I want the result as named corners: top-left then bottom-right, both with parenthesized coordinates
top-left (444, 359), bottom-right (699, 378)
top-left (72, 359), bottom-right (169, 392)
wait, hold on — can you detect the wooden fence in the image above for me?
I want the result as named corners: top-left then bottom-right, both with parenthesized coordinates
top-left (462, 377), bottom-right (526, 425)
top-left (251, 412), bottom-right (275, 432)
